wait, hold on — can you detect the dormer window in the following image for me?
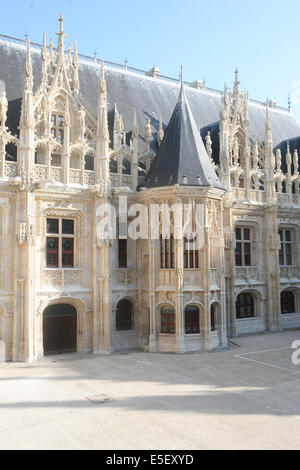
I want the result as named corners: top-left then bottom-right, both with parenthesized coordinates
top-left (51, 113), bottom-right (64, 144)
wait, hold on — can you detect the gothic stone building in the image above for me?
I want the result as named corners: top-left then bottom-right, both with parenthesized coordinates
top-left (0, 17), bottom-right (300, 362)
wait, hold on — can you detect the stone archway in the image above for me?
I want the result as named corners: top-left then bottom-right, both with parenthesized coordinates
top-left (43, 303), bottom-right (77, 355)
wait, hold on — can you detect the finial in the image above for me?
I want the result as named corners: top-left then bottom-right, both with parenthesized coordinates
top-left (265, 103), bottom-right (272, 131)
top-left (132, 108), bottom-right (138, 138)
top-left (235, 67), bottom-right (239, 83)
top-left (180, 65), bottom-right (183, 85)
top-left (288, 94), bottom-right (292, 113)
top-left (26, 38), bottom-right (31, 63)
top-left (124, 57), bottom-right (128, 70)
top-left (25, 32), bottom-right (28, 42)
top-left (157, 115), bottom-right (164, 146)
top-left (56, 12), bottom-right (66, 53)
top-left (94, 50), bottom-right (97, 64)
top-left (98, 58), bottom-right (107, 96)
top-left (145, 119), bottom-right (152, 146)
top-left (74, 40), bottom-right (78, 62)
top-left (233, 67), bottom-right (240, 95)
top-left (59, 13), bottom-right (64, 33)
top-left (42, 32), bottom-right (46, 48)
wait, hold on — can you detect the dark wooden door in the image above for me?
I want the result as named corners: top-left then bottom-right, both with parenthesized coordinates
top-left (43, 304), bottom-right (77, 355)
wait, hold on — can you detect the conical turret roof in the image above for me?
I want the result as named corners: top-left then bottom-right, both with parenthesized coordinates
top-left (142, 83), bottom-right (222, 188)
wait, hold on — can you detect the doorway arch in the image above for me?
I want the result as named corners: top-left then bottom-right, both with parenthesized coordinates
top-left (43, 303), bottom-right (77, 355)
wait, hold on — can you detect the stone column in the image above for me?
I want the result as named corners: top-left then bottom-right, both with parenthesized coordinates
top-left (174, 222), bottom-right (185, 353)
top-left (264, 207), bottom-right (281, 332)
top-left (202, 215), bottom-right (212, 351)
top-left (148, 238), bottom-right (157, 352)
top-left (0, 139), bottom-right (5, 179)
top-left (63, 119), bottom-right (70, 185)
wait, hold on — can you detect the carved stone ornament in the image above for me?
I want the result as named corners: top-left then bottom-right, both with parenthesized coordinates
top-left (224, 230), bottom-right (236, 250)
top-left (267, 232), bottom-right (281, 251)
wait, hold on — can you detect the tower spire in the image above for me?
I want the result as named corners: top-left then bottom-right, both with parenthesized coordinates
top-left (56, 13), bottom-right (66, 55)
top-left (234, 67), bottom-right (240, 94)
top-left (73, 40), bottom-right (79, 93)
top-left (96, 57), bottom-right (109, 182)
top-left (20, 38), bottom-right (34, 129)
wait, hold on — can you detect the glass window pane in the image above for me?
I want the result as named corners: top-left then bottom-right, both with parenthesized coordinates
top-left (118, 239), bottom-right (127, 268)
top-left (161, 307), bottom-right (175, 334)
top-left (46, 219), bottom-right (59, 234)
top-left (244, 243), bottom-right (251, 266)
top-left (62, 238), bottom-right (73, 268)
top-left (235, 228), bottom-right (241, 240)
top-left (62, 219), bottom-right (74, 234)
top-left (62, 238), bottom-right (73, 251)
top-left (46, 237), bottom-right (58, 268)
top-left (285, 231), bottom-right (291, 242)
top-left (286, 244), bottom-right (292, 266)
top-left (57, 129), bottom-right (64, 144)
top-left (235, 243), bottom-right (242, 266)
top-left (244, 229), bottom-right (250, 240)
top-left (47, 237), bottom-right (58, 250)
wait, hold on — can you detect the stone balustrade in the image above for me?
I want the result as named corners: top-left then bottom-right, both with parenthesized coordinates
top-left (0, 163), bottom-right (132, 188)
top-left (110, 173), bottom-right (132, 188)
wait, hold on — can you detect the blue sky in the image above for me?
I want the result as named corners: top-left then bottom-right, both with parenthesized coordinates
top-left (2, 0), bottom-right (300, 122)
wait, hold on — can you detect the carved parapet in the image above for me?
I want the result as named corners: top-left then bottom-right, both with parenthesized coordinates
top-left (280, 266), bottom-right (299, 281)
top-left (117, 268), bottom-right (134, 286)
top-left (235, 267), bottom-right (259, 283)
top-left (42, 268), bottom-right (81, 289)
top-left (4, 161), bottom-right (18, 178)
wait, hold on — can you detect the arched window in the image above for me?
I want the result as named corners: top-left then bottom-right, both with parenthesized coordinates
top-left (211, 304), bottom-right (216, 332)
top-left (84, 154), bottom-right (94, 171)
top-left (281, 291), bottom-right (295, 314)
top-left (236, 293), bottom-right (254, 319)
top-left (116, 299), bottom-right (134, 331)
top-left (161, 306), bottom-right (175, 334)
top-left (110, 156), bottom-right (118, 173)
top-left (282, 181), bottom-right (287, 194)
top-left (185, 305), bottom-right (200, 334)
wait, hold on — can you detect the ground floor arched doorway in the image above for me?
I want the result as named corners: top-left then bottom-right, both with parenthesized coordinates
top-left (43, 304), bottom-right (77, 355)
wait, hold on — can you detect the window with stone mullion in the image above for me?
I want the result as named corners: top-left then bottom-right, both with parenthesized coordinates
top-left (235, 227), bottom-right (251, 266)
top-left (279, 229), bottom-right (292, 266)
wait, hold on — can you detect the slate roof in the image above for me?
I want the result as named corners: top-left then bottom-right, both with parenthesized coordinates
top-left (0, 35), bottom-right (300, 162)
top-left (142, 83), bottom-right (222, 188)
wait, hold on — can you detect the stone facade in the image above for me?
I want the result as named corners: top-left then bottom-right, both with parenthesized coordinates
top-left (0, 18), bottom-right (300, 362)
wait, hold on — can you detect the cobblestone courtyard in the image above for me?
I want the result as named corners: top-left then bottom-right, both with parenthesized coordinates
top-left (1, 330), bottom-right (300, 450)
